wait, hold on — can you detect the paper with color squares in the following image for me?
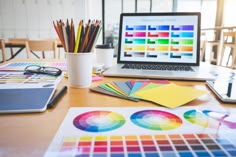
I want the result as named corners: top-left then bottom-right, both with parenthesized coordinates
top-left (44, 107), bottom-right (236, 157)
top-left (134, 83), bottom-right (208, 108)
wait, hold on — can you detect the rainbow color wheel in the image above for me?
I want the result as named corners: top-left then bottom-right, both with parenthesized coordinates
top-left (184, 110), bottom-right (236, 129)
top-left (184, 110), bottom-right (210, 127)
top-left (130, 110), bottom-right (182, 130)
top-left (73, 111), bottom-right (125, 132)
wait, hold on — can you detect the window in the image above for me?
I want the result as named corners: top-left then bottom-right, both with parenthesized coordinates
top-left (103, 0), bottom-right (217, 54)
top-left (223, 0), bottom-right (236, 26)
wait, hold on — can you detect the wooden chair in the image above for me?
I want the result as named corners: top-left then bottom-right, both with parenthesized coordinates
top-left (0, 39), bottom-right (6, 62)
top-left (8, 38), bottom-right (28, 58)
top-left (25, 40), bottom-right (57, 59)
top-left (201, 31), bottom-right (220, 64)
top-left (219, 31), bottom-right (236, 68)
top-left (200, 32), bottom-right (207, 61)
top-left (45, 38), bottom-right (62, 58)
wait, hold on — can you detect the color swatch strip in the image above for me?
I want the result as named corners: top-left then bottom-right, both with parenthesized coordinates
top-left (58, 133), bottom-right (236, 157)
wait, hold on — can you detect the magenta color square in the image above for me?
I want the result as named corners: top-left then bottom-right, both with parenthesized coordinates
top-left (110, 146), bottom-right (124, 152)
top-left (143, 146), bottom-right (157, 152)
top-left (127, 146), bottom-right (141, 152)
top-left (94, 147), bottom-right (107, 152)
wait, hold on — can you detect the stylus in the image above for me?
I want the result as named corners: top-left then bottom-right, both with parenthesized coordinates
top-left (47, 86), bottom-right (68, 108)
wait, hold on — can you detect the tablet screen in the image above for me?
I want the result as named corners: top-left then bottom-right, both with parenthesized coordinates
top-left (0, 88), bottom-right (55, 113)
top-left (206, 80), bottom-right (236, 103)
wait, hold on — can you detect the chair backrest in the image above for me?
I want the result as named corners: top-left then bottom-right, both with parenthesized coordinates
top-left (200, 32), bottom-right (207, 61)
top-left (8, 38), bottom-right (28, 58)
top-left (220, 31), bottom-right (236, 68)
top-left (8, 38), bottom-right (28, 43)
top-left (0, 39), bottom-right (6, 62)
top-left (26, 40), bottom-right (57, 59)
top-left (222, 31), bottom-right (236, 45)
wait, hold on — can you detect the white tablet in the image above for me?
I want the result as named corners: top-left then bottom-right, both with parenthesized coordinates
top-left (206, 80), bottom-right (236, 103)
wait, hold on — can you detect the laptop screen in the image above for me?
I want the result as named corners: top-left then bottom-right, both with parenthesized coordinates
top-left (117, 12), bottom-right (201, 66)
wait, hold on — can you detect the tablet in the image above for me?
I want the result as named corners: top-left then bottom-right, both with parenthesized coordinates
top-left (0, 88), bottom-right (55, 113)
top-left (206, 80), bottom-right (236, 103)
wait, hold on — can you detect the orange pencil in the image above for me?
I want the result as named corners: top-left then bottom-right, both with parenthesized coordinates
top-left (80, 20), bottom-right (91, 52)
top-left (69, 19), bottom-right (75, 52)
top-left (53, 21), bottom-right (65, 51)
top-left (56, 20), bottom-right (66, 51)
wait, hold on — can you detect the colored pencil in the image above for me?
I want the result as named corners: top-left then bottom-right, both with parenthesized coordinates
top-left (53, 19), bottom-right (101, 53)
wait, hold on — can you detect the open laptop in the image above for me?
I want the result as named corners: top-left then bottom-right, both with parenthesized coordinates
top-left (103, 12), bottom-right (214, 81)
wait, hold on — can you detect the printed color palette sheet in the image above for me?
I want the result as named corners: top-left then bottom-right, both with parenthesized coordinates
top-left (44, 107), bottom-right (236, 157)
top-left (0, 62), bottom-right (66, 71)
top-left (0, 71), bottom-right (62, 89)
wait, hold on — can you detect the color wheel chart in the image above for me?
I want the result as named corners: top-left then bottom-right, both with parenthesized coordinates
top-left (131, 110), bottom-right (182, 131)
top-left (73, 111), bottom-right (126, 132)
top-left (184, 109), bottom-right (236, 129)
top-left (44, 107), bottom-right (236, 157)
top-left (122, 25), bottom-right (195, 60)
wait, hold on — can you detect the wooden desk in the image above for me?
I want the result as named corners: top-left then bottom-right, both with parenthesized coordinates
top-left (0, 59), bottom-right (236, 157)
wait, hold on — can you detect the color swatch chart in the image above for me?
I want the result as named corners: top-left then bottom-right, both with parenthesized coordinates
top-left (0, 62), bottom-right (66, 71)
top-left (44, 107), bottom-right (236, 157)
top-left (122, 25), bottom-right (195, 61)
top-left (0, 71), bottom-right (62, 88)
top-left (54, 133), bottom-right (236, 157)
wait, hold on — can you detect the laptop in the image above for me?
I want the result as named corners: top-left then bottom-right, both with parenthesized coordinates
top-left (103, 12), bottom-right (214, 81)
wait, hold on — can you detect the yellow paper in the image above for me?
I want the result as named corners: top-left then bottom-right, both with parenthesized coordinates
top-left (134, 83), bottom-right (208, 108)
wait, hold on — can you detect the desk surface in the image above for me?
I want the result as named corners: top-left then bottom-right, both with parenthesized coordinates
top-left (0, 59), bottom-right (236, 157)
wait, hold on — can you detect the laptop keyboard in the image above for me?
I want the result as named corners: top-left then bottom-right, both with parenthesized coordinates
top-left (122, 64), bottom-right (194, 71)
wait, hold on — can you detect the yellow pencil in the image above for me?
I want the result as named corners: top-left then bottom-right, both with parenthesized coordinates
top-left (74, 20), bottom-right (83, 53)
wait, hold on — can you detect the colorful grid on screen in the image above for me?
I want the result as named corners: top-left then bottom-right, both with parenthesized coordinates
top-left (123, 24), bottom-right (194, 59)
top-left (58, 133), bottom-right (236, 157)
top-left (0, 62), bottom-right (66, 71)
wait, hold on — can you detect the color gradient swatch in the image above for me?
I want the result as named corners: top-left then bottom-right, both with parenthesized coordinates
top-left (130, 110), bottom-right (182, 130)
top-left (57, 133), bottom-right (236, 157)
top-left (73, 111), bottom-right (125, 132)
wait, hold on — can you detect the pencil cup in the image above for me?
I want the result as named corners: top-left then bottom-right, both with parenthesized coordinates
top-left (95, 44), bottom-right (114, 69)
top-left (65, 52), bottom-right (94, 88)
